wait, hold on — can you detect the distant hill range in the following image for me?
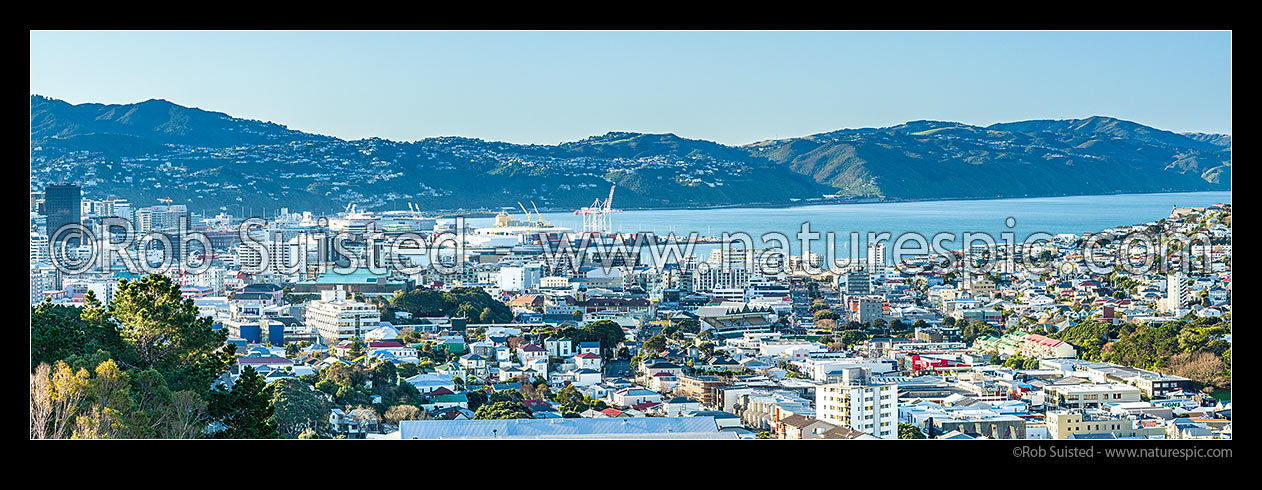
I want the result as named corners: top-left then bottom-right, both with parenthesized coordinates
top-left (30, 95), bottom-right (1231, 214)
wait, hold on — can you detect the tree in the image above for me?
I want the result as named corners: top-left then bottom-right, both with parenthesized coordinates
top-left (473, 400), bottom-right (533, 420)
top-left (159, 390), bottom-right (209, 439)
top-left (28, 274), bottom-right (263, 439)
top-left (209, 366), bottom-right (278, 439)
top-left (578, 320), bottom-right (626, 358)
top-left (285, 343), bottom-right (301, 358)
top-left (899, 424), bottom-right (926, 439)
top-left (384, 404), bottom-right (423, 426)
top-left (674, 319), bottom-right (702, 334)
top-left (30, 361), bottom-right (90, 439)
top-left (813, 309), bottom-right (840, 322)
top-left (465, 389), bottom-right (489, 412)
top-left (643, 335), bottom-right (668, 354)
top-left (271, 377), bottom-right (327, 438)
top-left (960, 320), bottom-right (1000, 344)
top-left (108, 275), bottom-right (233, 394)
top-left (839, 330), bottom-right (868, 348)
top-left (349, 407), bottom-right (380, 433)
top-left (396, 362), bottom-right (420, 379)
top-left (31, 302), bottom-right (90, 370)
top-left (388, 287), bottom-right (512, 323)
top-left (369, 361), bottom-right (398, 392)
top-left (73, 359), bottom-right (136, 438)
top-left (1166, 351), bottom-right (1228, 389)
top-left (553, 384), bottom-right (587, 411)
top-left (348, 340), bottom-right (366, 359)
top-left (323, 363), bottom-right (368, 389)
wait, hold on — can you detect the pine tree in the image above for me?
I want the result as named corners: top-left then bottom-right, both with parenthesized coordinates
top-left (211, 366), bottom-right (279, 439)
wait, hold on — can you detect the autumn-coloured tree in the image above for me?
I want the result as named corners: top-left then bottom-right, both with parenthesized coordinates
top-left (383, 404), bottom-right (422, 426)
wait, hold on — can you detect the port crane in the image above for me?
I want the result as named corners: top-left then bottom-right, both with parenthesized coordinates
top-left (573, 185), bottom-right (622, 233)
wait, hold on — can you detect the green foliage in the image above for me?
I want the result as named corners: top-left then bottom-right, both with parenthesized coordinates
top-left (473, 400), bottom-right (533, 420)
top-left (807, 300), bottom-right (829, 313)
top-left (108, 275), bottom-right (233, 394)
top-left (813, 309), bottom-right (840, 322)
top-left (209, 366), bottom-right (278, 439)
top-left (838, 329), bottom-right (868, 348)
top-left (36, 292), bottom-right (127, 370)
top-left (561, 320), bottom-right (626, 358)
top-left (270, 377), bottom-right (328, 437)
top-left (465, 389), bottom-right (489, 412)
top-left (959, 320), bottom-right (1001, 344)
top-left (552, 384), bottom-right (606, 413)
top-left (673, 319), bottom-right (702, 334)
top-left (643, 334), bottom-right (668, 354)
top-left (1003, 355), bottom-right (1042, 370)
top-left (29, 274), bottom-right (240, 439)
top-left (899, 424), bottom-right (926, 439)
top-left (388, 287), bottom-right (512, 323)
top-left (396, 362), bottom-right (420, 378)
top-left (1053, 317), bottom-right (1231, 389)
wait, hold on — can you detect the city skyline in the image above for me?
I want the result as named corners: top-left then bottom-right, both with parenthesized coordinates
top-left (28, 28), bottom-right (1234, 447)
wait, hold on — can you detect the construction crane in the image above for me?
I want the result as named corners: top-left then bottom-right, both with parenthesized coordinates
top-left (573, 185), bottom-right (622, 234)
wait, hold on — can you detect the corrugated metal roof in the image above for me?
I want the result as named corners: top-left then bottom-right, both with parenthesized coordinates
top-left (399, 416), bottom-right (730, 439)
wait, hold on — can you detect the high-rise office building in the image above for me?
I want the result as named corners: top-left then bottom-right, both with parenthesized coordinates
top-left (43, 183), bottom-right (82, 247)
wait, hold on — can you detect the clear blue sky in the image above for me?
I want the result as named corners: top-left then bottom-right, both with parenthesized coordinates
top-left (30, 31), bottom-right (1232, 145)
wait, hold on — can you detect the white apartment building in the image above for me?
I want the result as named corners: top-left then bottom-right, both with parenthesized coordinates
top-left (1164, 272), bottom-right (1190, 314)
top-left (692, 266), bottom-right (750, 292)
top-left (816, 367), bottom-right (899, 439)
top-left (867, 242), bottom-right (888, 277)
top-left (306, 288), bottom-right (380, 345)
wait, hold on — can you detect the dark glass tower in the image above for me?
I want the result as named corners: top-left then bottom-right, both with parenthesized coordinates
top-left (44, 183), bottom-right (82, 247)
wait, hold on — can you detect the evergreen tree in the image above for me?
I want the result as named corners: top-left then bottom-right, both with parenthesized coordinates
top-left (210, 366), bottom-right (278, 439)
top-left (108, 275), bottom-right (233, 394)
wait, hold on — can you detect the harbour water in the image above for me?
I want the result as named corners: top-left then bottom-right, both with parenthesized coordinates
top-left (464, 191), bottom-right (1231, 257)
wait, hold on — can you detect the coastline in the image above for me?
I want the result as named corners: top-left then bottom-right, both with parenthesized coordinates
top-left (428, 188), bottom-right (1232, 219)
